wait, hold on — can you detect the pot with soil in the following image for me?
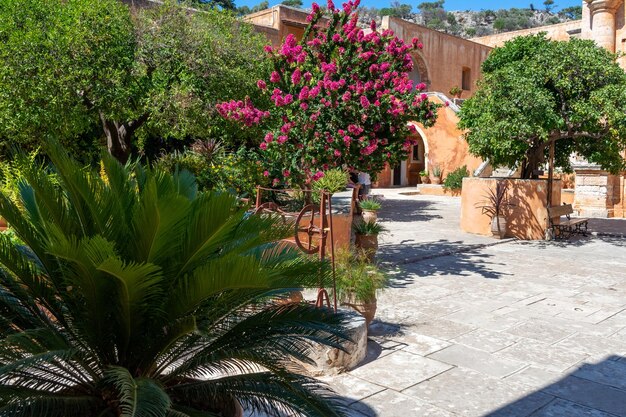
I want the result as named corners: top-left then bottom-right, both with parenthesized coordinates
top-left (353, 220), bottom-right (385, 262)
top-left (358, 198), bottom-right (381, 223)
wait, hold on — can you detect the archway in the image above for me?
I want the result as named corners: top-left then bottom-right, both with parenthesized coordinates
top-left (391, 123), bottom-right (429, 186)
top-left (409, 53), bottom-right (431, 90)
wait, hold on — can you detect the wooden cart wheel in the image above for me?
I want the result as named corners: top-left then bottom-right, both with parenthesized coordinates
top-left (294, 204), bottom-right (322, 254)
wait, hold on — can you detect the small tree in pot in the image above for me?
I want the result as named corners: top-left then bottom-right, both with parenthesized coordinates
top-left (334, 248), bottom-right (387, 326)
top-left (354, 220), bottom-right (386, 262)
top-left (430, 164), bottom-right (443, 185)
top-left (358, 197), bottom-right (382, 223)
top-left (476, 180), bottom-right (515, 238)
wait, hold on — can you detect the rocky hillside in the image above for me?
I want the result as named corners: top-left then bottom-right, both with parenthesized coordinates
top-left (355, 4), bottom-right (582, 39)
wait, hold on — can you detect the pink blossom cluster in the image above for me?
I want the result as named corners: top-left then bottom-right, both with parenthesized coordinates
top-left (215, 99), bottom-right (269, 127)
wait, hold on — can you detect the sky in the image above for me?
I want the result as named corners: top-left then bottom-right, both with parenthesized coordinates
top-left (237, 0), bottom-right (582, 12)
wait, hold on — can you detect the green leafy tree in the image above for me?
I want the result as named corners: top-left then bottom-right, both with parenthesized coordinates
top-left (0, 145), bottom-right (352, 416)
top-left (282, 0), bottom-right (304, 7)
top-left (459, 34), bottom-right (626, 178)
top-left (418, 0), bottom-right (446, 28)
top-left (0, 0), bottom-right (269, 163)
top-left (543, 0), bottom-right (554, 12)
top-left (559, 6), bottom-right (582, 19)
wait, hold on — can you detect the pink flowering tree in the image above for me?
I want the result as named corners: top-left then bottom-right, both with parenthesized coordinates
top-left (217, 0), bottom-right (439, 187)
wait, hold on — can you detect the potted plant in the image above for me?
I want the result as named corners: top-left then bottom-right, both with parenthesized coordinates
top-left (334, 248), bottom-right (387, 326)
top-left (359, 198), bottom-right (382, 223)
top-left (354, 220), bottom-right (386, 262)
top-left (430, 164), bottom-right (442, 185)
top-left (476, 180), bottom-right (515, 239)
top-left (449, 86), bottom-right (462, 98)
top-left (419, 169), bottom-right (429, 184)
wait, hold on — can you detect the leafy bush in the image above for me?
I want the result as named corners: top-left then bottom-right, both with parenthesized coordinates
top-left (431, 164), bottom-right (443, 178)
top-left (443, 165), bottom-right (470, 190)
top-left (359, 198), bottom-right (382, 211)
top-left (353, 220), bottom-right (386, 235)
top-left (311, 168), bottom-right (349, 195)
top-left (0, 145), bottom-right (351, 416)
top-left (334, 248), bottom-right (387, 303)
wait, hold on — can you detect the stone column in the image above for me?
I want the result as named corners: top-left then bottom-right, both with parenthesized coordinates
top-left (585, 0), bottom-right (621, 52)
top-left (572, 165), bottom-right (618, 218)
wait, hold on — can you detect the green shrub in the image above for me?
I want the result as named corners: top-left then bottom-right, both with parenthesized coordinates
top-left (311, 168), bottom-right (349, 195)
top-left (334, 248), bottom-right (387, 303)
top-left (359, 198), bottom-right (382, 211)
top-left (353, 220), bottom-right (386, 235)
top-left (443, 165), bottom-right (470, 190)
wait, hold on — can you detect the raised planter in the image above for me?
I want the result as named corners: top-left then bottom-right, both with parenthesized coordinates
top-left (298, 309), bottom-right (368, 376)
top-left (460, 177), bottom-right (562, 240)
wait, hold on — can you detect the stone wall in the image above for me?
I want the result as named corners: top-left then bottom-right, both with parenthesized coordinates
top-left (472, 20), bottom-right (582, 48)
top-left (574, 168), bottom-right (626, 218)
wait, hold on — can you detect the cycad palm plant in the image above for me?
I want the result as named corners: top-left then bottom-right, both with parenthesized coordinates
top-left (0, 146), bottom-right (352, 417)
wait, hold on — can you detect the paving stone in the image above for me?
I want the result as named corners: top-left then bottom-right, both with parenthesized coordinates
top-left (318, 374), bottom-right (386, 403)
top-left (541, 375), bottom-right (626, 417)
top-left (428, 344), bottom-right (527, 378)
top-left (452, 328), bottom-right (520, 353)
top-left (528, 398), bottom-right (618, 417)
top-left (387, 330), bottom-right (451, 356)
top-left (504, 366), bottom-right (564, 389)
top-left (507, 321), bottom-right (575, 344)
top-left (350, 389), bottom-right (456, 417)
top-left (348, 350), bottom-right (452, 391)
top-left (572, 359), bottom-right (626, 391)
top-left (404, 367), bottom-right (552, 417)
top-left (407, 318), bottom-right (476, 340)
top-left (445, 309), bottom-right (523, 331)
top-left (496, 339), bottom-right (589, 372)
top-left (555, 333), bottom-right (626, 357)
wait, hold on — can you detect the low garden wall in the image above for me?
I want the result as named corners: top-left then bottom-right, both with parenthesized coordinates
top-left (460, 178), bottom-right (562, 240)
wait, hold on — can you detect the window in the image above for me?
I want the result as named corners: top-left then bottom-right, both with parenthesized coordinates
top-left (411, 142), bottom-right (422, 162)
top-left (461, 67), bottom-right (471, 91)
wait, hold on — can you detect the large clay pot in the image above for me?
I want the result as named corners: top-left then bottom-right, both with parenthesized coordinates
top-left (355, 233), bottom-right (378, 262)
top-left (0, 217), bottom-right (6, 231)
top-left (430, 177), bottom-right (441, 185)
top-left (342, 295), bottom-right (377, 326)
top-left (420, 175), bottom-right (429, 184)
top-left (491, 215), bottom-right (507, 239)
top-left (361, 209), bottom-right (378, 223)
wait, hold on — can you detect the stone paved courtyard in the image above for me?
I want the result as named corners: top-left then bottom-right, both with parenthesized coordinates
top-left (322, 189), bottom-right (626, 417)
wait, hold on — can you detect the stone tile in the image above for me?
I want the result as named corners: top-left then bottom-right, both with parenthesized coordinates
top-left (428, 344), bottom-right (527, 378)
top-left (572, 358), bottom-right (626, 391)
top-left (317, 374), bottom-right (385, 403)
top-left (504, 366), bottom-right (563, 389)
top-left (554, 332), bottom-right (626, 357)
top-left (350, 389), bottom-right (455, 417)
top-left (453, 328), bottom-right (520, 353)
top-left (496, 339), bottom-right (589, 372)
top-left (404, 367), bottom-right (552, 417)
top-left (349, 350), bottom-right (452, 391)
top-left (445, 309), bottom-right (524, 331)
top-left (541, 375), bottom-right (626, 417)
top-left (407, 318), bottom-right (476, 340)
top-left (506, 321), bottom-right (575, 344)
top-left (528, 398), bottom-right (618, 417)
top-left (387, 330), bottom-right (451, 356)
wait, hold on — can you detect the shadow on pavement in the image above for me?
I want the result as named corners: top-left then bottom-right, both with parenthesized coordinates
top-left (378, 239), bottom-right (510, 283)
top-left (485, 356), bottom-right (626, 417)
top-left (377, 199), bottom-right (443, 223)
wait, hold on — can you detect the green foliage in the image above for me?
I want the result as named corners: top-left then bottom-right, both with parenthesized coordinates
top-left (353, 220), bottom-right (386, 235)
top-left (431, 164), bottom-right (442, 178)
top-left (419, 169), bottom-right (429, 177)
top-left (334, 248), bottom-right (387, 303)
top-left (475, 180), bottom-right (515, 218)
top-left (311, 169), bottom-right (349, 195)
top-left (0, 0), bottom-right (270, 163)
top-left (442, 165), bottom-right (469, 190)
top-left (0, 144), bottom-right (352, 417)
top-left (449, 86), bottom-right (463, 96)
top-left (380, 2), bottom-right (412, 18)
top-left (559, 6), bottom-right (582, 20)
top-left (465, 27), bottom-right (477, 37)
top-left (543, 0), bottom-right (554, 12)
top-left (459, 34), bottom-right (626, 178)
top-left (156, 143), bottom-right (268, 198)
top-left (418, 0), bottom-right (447, 30)
top-left (358, 198), bottom-right (382, 211)
top-left (282, 0), bottom-right (303, 6)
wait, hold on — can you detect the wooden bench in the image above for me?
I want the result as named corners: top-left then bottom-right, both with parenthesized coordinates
top-left (547, 204), bottom-right (589, 240)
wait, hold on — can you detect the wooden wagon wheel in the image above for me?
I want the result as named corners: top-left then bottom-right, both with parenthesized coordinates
top-left (294, 204), bottom-right (322, 254)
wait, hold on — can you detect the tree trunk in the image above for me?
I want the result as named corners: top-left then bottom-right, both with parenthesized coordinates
top-left (99, 112), bottom-right (148, 164)
top-left (521, 142), bottom-right (546, 179)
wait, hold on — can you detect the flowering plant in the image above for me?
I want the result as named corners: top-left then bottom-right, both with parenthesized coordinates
top-left (217, 0), bottom-right (439, 187)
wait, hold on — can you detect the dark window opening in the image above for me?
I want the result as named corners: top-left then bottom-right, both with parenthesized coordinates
top-left (462, 67), bottom-right (471, 91)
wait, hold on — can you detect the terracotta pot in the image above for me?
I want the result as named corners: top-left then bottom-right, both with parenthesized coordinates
top-left (342, 295), bottom-right (377, 326)
top-left (0, 217), bottom-right (6, 231)
top-left (420, 176), bottom-right (429, 184)
top-left (430, 177), bottom-right (441, 185)
top-left (491, 215), bottom-right (507, 239)
top-left (355, 233), bottom-right (378, 262)
top-left (361, 209), bottom-right (378, 223)
top-left (276, 290), bottom-right (304, 305)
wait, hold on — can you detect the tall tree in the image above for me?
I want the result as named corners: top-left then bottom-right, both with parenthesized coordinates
top-left (0, 0), bottom-right (269, 163)
top-left (458, 34), bottom-right (626, 178)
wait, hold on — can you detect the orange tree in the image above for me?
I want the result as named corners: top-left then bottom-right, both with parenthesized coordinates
top-left (217, 0), bottom-right (439, 186)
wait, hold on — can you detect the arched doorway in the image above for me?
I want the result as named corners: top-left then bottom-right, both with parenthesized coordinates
top-left (390, 130), bottom-right (428, 186)
top-left (409, 53), bottom-right (431, 89)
